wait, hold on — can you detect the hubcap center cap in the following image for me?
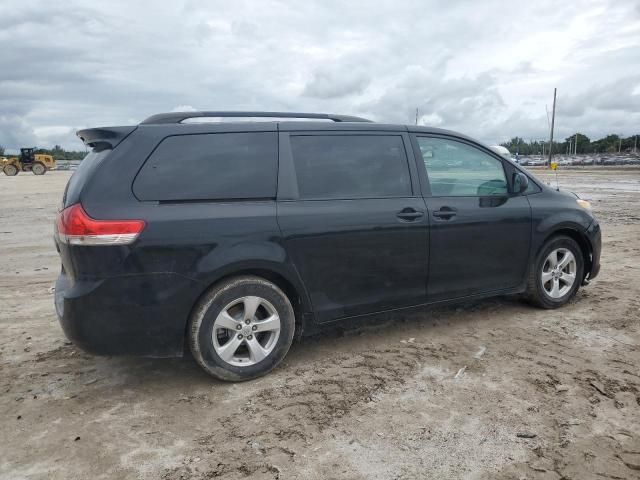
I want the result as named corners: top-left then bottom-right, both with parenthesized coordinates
top-left (241, 325), bottom-right (253, 337)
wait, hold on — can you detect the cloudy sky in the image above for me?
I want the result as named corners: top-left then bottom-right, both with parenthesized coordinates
top-left (1, 0), bottom-right (639, 151)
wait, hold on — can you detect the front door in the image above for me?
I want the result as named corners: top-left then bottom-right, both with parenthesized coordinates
top-left (277, 132), bottom-right (429, 323)
top-left (412, 135), bottom-right (531, 302)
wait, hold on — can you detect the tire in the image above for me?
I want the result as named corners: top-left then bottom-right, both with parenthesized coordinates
top-left (32, 162), bottom-right (46, 175)
top-left (189, 275), bottom-right (295, 381)
top-left (525, 235), bottom-right (584, 309)
top-left (3, 164), bottom-right (18, 176)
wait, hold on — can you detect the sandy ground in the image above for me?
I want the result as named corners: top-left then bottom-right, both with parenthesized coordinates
top-left (1, 169), bottom-right (639, 480)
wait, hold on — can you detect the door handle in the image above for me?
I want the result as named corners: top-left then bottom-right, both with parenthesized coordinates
top-left (396, 208), bottom-right (424, 221)
top-left (433, 207), bottom-right (457, 220)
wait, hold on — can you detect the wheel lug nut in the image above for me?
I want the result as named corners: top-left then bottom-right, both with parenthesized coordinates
top-left (247, 335), bottom-right (253, 340)
top-left (245, 319), bottom-right (251, 325)
top-left (236, 324), bottom-right (242, 330)
top-left (237, 334), bottom-right (243, 339)
top-left (252, 325), bottom-right (257, 331)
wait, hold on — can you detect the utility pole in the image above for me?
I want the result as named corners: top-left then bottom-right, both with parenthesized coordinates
top-left (634, 135), bottom-right (637, 153)
top-left (619, 136), bottom-right (622, 153)
top-left (415, 108), bottom-right (419, 126)
top-left (574, 133), bottom-right (578, 155)
top-left (548, 88), bottom-right (556, 166)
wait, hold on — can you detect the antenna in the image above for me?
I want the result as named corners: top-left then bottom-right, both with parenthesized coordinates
top-left (545, 105), bottom-right (551, 131)
top-left (547, 88), bottom-right (560, 190)
top-left (548, 88), bottom-right (557, 168)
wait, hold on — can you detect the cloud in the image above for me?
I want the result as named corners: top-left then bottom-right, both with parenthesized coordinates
top-left (0, 114), bottom-right (37, 152)
top-left (0, 0), bottom-right (638, 150)
top-left (171, 105), bottom-right (197, 112)
top-left (303, 68), bottom-right (370, 99)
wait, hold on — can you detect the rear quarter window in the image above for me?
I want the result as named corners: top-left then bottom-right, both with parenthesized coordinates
top-left (133, 132), bottom-right (278, 201)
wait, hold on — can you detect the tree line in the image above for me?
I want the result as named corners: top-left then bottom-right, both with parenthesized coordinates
top-left (0, 144), bottom-right (87, 161)
top-left (501, 133), bottom-right (639, 156)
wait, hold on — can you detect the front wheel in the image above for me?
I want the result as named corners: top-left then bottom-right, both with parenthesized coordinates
top-left (3, 164), bottom-right (18, 176)
top-left (525, 235), bottom-right (584, 309)
top-left (188, 275), bottom-right (295, 381)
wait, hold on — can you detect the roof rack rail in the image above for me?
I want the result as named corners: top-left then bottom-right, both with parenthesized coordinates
top-left (140, 111), bottom-right (373, 125)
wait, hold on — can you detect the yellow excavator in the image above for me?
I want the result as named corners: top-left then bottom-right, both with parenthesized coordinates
top-left (2, 148), bottom-right (56, 176)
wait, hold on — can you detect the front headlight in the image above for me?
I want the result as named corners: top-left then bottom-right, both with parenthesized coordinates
top-left (576, 199), bottom-right (592, 210)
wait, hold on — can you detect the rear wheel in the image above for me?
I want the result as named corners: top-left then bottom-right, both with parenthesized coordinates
top-left (189, 275), bottom-right (295, 381)
top-left (32, 162), bottom-right (46, 175)
top-left (525, 235), bottom-right (584, 308)
top-left (3, 164), bottom-right (18, 176)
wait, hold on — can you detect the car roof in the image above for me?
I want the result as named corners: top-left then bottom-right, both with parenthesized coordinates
top-left (138, 111), bottom-right (472, 138)
top-left (78, 112), bottom-right (487, 150)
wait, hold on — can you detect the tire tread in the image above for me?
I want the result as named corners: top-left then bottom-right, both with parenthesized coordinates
top-left (525, 235), bottom-right (583, 309)
top-left (188, 275), bottom-right (294, 381)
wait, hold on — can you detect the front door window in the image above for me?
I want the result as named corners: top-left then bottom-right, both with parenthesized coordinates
top-left (416, 137), bottom-right (508, 196)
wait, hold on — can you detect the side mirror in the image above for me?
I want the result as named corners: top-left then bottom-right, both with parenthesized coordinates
top-left (513, 172), bottom-right (529, 194)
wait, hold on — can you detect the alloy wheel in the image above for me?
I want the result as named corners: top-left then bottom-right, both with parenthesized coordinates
top-left (541, 248), bottom-right (577, 299)
top-left (212, 296), bottom-right (281, 367)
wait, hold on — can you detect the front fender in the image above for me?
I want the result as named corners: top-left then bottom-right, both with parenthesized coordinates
top-left (527, 190), bottom-right (598, 282)
top-left (535, 214), bottom-right (592, 237)
top-left (529, 189), bottom-right (594, 246)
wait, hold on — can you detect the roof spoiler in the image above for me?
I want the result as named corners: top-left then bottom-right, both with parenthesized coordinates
top-left (140, 111), bottom-right (373, 124)
top-left (76, 126), bottom-right (137, 151)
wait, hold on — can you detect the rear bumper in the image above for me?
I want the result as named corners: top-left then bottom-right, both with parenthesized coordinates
top-left (55, 271), bottom-right (202, 357)
top-left (585, 219), bottom-right (601, 283)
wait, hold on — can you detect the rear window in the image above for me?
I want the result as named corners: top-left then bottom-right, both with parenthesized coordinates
top-left (289, 135), bottom-right (412, 199)
top-left (133, 132), bottom-right (277, 201)
top-left (63, 149), bottom-right (110, 208)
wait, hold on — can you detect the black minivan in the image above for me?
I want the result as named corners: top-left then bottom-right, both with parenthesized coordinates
top-left (54, 111), bottom-right (601, 381)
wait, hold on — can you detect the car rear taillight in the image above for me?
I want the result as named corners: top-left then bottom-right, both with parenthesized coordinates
top-left (56, 204), bottom-right (145, 246)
